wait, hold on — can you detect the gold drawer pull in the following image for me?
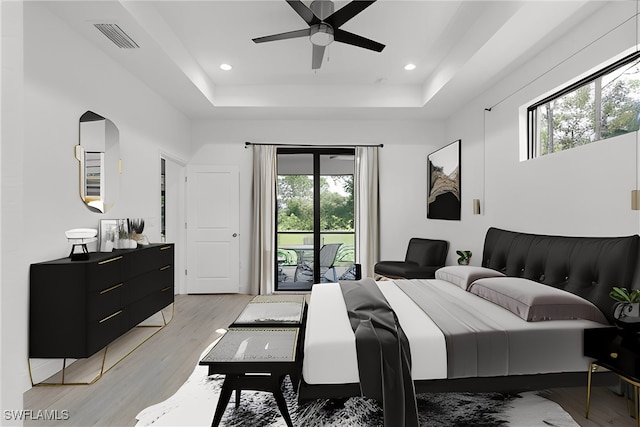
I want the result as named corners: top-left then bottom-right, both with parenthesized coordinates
top-left (610, 352), bottom-right (619, 359)
top-left (99, 310), bottom-right (122, 324)
top-left (160, 265), bottom-right (171, 271)
top-left (100, 283), bottom-right (124, 294)
top-left (161, 286), bottom-right (172, 292)
top-left (98, 256), bottom-right (123, 265)
top-left (160, 245), bottom-right (172, 251)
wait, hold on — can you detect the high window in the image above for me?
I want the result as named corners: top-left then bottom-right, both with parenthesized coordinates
top-left (527, 51), bottom-right (640, 159)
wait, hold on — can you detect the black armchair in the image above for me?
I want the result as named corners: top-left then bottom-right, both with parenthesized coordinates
top-left (374, 238), bottom-right (449, 279)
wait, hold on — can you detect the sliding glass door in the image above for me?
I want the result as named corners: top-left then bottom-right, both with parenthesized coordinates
top-left (276, 148), bottom-right (356, 291)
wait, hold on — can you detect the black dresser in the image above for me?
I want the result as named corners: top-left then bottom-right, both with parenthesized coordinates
top-left (29, 244), bottom-right (174, 359)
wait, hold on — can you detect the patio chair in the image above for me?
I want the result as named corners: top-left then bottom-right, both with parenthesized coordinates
top-left (294, 243), bottom-right (342, 283)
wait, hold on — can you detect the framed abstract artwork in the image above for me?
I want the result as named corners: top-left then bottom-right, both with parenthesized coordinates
top-left (427, 140), bottom-right (461, 220)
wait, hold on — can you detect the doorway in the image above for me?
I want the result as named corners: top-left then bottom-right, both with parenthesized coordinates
top-left (186, 165), bottom-right (240, 294)
top-left (276, 148), bottom-right (357, 291)
top-left (160, 155), bottom-right (186, 294)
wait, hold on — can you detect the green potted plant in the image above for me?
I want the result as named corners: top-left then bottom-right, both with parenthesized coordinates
top-left (610, 287), bottom-right (640, 318)
top-left (456, 250), bottom-right (472, 265)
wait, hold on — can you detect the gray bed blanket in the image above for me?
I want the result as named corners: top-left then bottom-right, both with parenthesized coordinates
top-left (339, 278), bottom-right (419, 427)
top-left (395, 279), bottom-right (509, 378)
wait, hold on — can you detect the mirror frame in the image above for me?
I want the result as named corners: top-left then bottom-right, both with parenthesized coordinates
top-left (75, 111), bottom-right (120, 213)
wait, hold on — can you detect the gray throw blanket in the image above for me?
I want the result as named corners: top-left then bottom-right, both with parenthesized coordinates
top-left (339, 278), bottom-right (419, 427)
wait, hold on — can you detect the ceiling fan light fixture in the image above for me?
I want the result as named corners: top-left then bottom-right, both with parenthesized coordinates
top-left (252, 0), bottom-right (385, 69)
top-left (310, 23), bottom-right (334, 47)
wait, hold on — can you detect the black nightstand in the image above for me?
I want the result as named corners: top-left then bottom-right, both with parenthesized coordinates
top-left (584, 327), bottom-right (640, 427)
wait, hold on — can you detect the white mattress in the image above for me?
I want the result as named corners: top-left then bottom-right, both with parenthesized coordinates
top-left (302, 279), bottom-right (604, 385)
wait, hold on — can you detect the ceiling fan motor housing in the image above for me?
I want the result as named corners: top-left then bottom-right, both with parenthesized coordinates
top-left (310, 23), bottom-right (334, 46)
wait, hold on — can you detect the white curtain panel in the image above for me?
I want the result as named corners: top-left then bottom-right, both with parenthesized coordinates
top-left (250, 145), bottom-right (277, 295)
top-left (354, 146), bottom-right (380, 278)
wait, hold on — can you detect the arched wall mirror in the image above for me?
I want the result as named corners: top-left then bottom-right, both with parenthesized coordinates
top-left (75, 111), bottom-right (120, 213)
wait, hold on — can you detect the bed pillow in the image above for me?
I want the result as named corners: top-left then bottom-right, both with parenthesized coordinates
top-left (468, 277), bottom-right (608, 323)
top-left (435, 266), bottom-right (505, 290)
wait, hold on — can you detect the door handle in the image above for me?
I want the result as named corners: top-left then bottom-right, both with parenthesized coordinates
top-left (232, 233), bottom-right (238, 237)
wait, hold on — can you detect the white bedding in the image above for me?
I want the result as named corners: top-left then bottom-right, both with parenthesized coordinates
top-left (302, 281), bottom-right (447, 385)
top-left (302, 279), bottom-right (604, 385)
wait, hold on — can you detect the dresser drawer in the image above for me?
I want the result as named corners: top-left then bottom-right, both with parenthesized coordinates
top-left (129, 264), bottom-right (173, 301)
top-left (86, 255), bottom-right (124, 292)
top-left (585, 327), bottom-right (640, 381)
top-left (87, 308), bottom-right (126, 356)
top-left (128, 245), bottom-right (174, 278)
top-left (128, 288), bottom-right (174, 328)
top-left (87, 282), bottom-right (126, 322)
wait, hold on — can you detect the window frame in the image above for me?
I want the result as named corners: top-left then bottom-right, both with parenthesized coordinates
top-left (527, 50), bottom-right (640, 159)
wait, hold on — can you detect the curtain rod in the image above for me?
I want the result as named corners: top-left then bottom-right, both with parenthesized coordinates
top-left (244, 142), bottom-right (383, 148)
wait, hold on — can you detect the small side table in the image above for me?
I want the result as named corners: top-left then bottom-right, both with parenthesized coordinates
top-left (584, 327), bottom-right (640, 427)
top-left (199, 327), bottom-right (300, 427)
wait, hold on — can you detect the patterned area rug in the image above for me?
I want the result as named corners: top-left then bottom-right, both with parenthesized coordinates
top-left (136, 347), bottom-right (580, 427)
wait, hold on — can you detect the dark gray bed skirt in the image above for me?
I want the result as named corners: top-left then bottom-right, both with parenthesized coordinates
top-left (297, 370), bottom-right (617, 403)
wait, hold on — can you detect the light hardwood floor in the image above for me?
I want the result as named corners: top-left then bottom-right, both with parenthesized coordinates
top-left (24, 294), bottom-right (637, 427)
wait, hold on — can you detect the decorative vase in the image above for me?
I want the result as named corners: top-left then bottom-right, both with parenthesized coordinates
top-left (614, 302), bottom-right (640, 318)
top-left (613, 302), bottom-right (640, 335)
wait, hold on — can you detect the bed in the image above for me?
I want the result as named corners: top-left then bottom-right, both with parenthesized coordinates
top-left (299, 227), bottom-right (640, 403)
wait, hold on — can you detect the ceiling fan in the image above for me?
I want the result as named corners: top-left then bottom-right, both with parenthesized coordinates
top-left (252, 0), bottom-right (385, 70)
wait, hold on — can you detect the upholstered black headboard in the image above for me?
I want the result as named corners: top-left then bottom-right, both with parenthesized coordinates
top-left (481, 227), bottom-right (639, 323)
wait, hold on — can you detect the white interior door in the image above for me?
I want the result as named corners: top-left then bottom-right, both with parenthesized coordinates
top-left (186, 165), bottom-right (240, 294)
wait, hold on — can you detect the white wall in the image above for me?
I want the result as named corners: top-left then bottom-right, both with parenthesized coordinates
top-left (439, 1), bottom-right (640, 265)
top-left (2, 2), bottom-right (191, 403)
top-left (190, 119), bottom-right (445, 293)
top-left (1, 1), bottom-right (26, 422)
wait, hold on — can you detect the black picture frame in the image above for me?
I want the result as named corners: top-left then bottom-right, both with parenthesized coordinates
top-left (427, 140), bottom-right (461, 220)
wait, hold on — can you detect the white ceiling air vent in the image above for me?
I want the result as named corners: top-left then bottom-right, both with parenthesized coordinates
top-left (94, 23), bottom-right (139, 49)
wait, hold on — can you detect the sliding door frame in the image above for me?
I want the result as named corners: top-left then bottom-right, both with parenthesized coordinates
top-left (276, 147), bottom-right (354, 287)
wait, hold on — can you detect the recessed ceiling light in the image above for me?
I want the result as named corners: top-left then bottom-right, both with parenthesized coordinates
top-left (404, 63), bottom-right (416, 71)
top-left (220, 63), bottom-right (232, 71)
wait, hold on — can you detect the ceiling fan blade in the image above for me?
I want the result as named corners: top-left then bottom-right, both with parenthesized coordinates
top-left (312, 44), bottom-right (325, 69)
top-left (286, 0), bottom-right (321, 26)
top-left (252, 28), bottom-right (311, 44)
top-left (325, 0), bottom-right (376, 28)
top-left (334, 29), bottom-right (385, 52)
